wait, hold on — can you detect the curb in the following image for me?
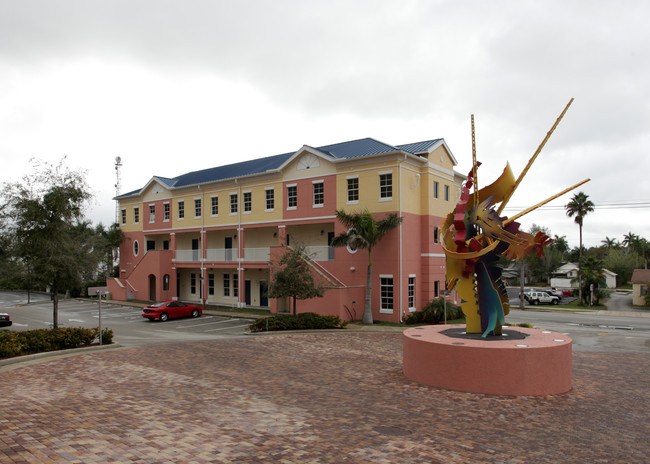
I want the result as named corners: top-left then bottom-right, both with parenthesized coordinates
top-left (0, 343), bottom-right (123, 371)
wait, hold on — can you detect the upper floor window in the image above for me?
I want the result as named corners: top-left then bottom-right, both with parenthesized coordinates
top-left (444, 185), bottom-right (450, 201)
top-left (211, 196), bottom-right (218, 216)
top-left (134, 207), bottom-right (139, 224)
top-left (149, 204), bottom-right (155, 223)
top-left (313, 181), bottom-right (324, 207)
top-left (230, 193), bottom-right (238, 214)
top-left (178, 201), bottom-right (185, 220)
top-left (433, 181), bottom-right (439, 199)
top-left (121, 209), bottom-right (126, 225)
top-left (164, 203), bottom-right (170, 221)
top-left (379, 173), bottom-right (392, 200)
top-left (433, 226), bottom-right (439, 244)
top-left (194, 198), bottom-right (202, 218)
top-left (287, 185), bottom-right (297, 209)
top-left (265, 188), bottom-right (274, 211)
top-left (347, 177), bottom-right (359, 203)
top-left (243, 192), bottom-right (252, 213)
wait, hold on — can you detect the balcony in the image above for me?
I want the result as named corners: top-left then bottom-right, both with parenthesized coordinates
top-left (206, 248), bottom-right (239, 262)
top-left (243, 247), bottom-right (271, 262)
top-left (175, 250), bottom-right (202, 262)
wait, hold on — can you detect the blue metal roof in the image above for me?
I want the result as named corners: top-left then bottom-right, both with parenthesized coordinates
top-left (315, 138), bottom-right (398, 159)
top-left (118, 137), bottom-right (445, 199)
top-left (395, 139), bottom-right (443, 155)
top-left (171, 151), bottom-right (294, 188)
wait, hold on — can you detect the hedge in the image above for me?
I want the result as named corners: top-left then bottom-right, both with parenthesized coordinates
top-left (0, 327), bottom-right (113, 360)
top-left (249, 312), bottom-right (348, 332)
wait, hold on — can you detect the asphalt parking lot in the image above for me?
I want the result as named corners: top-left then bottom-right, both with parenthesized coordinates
top-left (3, 297), bottom-right (254, 347)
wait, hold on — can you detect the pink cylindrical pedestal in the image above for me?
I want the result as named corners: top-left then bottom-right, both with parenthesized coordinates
top-left (403, 325), bottom-right (572, 396)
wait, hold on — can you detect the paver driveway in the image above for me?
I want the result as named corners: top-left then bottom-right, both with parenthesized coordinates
top-left (1, 333), bottom-right (649, 463)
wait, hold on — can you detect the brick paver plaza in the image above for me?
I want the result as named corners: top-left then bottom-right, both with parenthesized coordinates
top-left (1, 333), bottom-right (648, 463)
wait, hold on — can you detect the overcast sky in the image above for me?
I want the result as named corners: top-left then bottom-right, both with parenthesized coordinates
top-left (1, 0), bottom-right (648, 248)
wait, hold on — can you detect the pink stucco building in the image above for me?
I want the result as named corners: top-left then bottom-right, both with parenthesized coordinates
top-left (109, 137), bottom-right (464, 323)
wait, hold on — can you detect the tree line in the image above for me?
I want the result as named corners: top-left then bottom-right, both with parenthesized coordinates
top-left (0, 159), bottom-right (122, 328)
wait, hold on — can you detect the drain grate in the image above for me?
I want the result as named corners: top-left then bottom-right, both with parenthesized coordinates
top-left (372, 426), bottom-right (412, 436)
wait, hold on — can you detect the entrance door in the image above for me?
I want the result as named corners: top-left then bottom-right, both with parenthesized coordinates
top-left (328, 232), bottom-right (335, 260)
top-left (192, 238), bottom-right (199, 261)
top-left (225, 237), bottom-right (233, 261)
top-left (245, 280), bottom-right (251, 305)
top-left (148, 274), bottom-right (156, 301)
top-left (259, 281), bottom-right (268, 307)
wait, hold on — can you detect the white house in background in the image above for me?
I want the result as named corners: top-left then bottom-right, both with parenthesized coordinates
top-left (550, 262), bottom-right (617, 289)
top-left (631, 269), bottom-right (650, 306)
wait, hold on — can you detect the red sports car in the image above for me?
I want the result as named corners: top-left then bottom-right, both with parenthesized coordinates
top-left (142, 301), bottom-right (202, 322)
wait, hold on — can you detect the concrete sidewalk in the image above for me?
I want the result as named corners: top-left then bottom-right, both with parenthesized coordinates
top-left (1, 333), bottom-right (648, 463)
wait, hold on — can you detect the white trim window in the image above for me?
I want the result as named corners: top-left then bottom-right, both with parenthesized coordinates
top-left (163, 203), bottom-right (170, 222)
top-left (149, 204), bottom-right (155, 223)
top-left (121, 209), bottom-right (126, 225)
top-left (134, 207), bottom-right (139, 224)
top-left (408, 275), bottom-right (416, 311)
top-left (208, 273), bottom-right (215, 296)
top-left (194, 198), bottom-right (202, 218)
top-left (313, 180), bottom-right (324, 207)
top-left (265, 188), bottom-right (275, 212)
top-left (178, 201), bottom-right (185, 220)
top-left (133, 240), bottom-right (140, 257)
top-left (230, 193), bottom-right (238, 215)
top-left (379, 173), bottom-right (392, 200)
top-left (223, 273), bottom-right (230, 297)
top-left (287, 184), bottom-right (297, 209)
top-left (380, 275), bottom-right (394, 313)
top-left (243, 191), bottom-right (252, 214)
top-left (211, 196), bottom-right (218, 216)
top-left (233, 273), bottom-right (239, 298)
top-left (347, 176), bottom-right (359, 204)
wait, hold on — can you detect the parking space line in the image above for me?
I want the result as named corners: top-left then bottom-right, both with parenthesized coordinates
top-left (176, 318), bottom-right (237, 329)
top-left (205, 324), bottom-right (250, 332)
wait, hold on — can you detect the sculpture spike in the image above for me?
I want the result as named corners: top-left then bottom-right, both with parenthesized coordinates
top-left (471, 114), bottom-right (479, 209)
top-left (496, 98), bottom-right (574, 215)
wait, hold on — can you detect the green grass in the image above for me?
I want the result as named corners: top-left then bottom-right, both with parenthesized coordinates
top-left (555, 299), bottom-right (607, 310)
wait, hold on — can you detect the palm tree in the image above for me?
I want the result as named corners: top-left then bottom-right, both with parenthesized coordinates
top-left (331, 209), bottom-right (402, 324)
top-left (565, 191), bottom-right (595, 305)
top-left (622, 232), bottom-right (639, 252)
top-left (601, 236), bottom-right (619, 250)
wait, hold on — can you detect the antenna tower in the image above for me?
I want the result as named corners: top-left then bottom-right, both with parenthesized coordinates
top-left (114, 156), bottom-right (122, 225)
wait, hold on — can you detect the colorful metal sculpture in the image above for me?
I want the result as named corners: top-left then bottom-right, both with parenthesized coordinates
top-left (442, 99), bottom-right (589, 337)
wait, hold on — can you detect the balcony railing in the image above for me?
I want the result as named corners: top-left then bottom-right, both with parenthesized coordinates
top-left (175, 250), bottom-right (202, 262)
top-left (243, 247), bottom-right (271, 262)
top-left (304, 246), bottom-right (335, 261)
top-left (206, 248), bottom-right (238, 262)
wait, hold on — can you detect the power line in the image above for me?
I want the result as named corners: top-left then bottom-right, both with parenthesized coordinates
top-left (502, 201), bottom-right (650, 212)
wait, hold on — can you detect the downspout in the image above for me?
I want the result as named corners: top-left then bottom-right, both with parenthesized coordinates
top-left (236, 178), bottom-right (243, 308)
top-left (398, 161), bottom-right (402, 323)
top-left (199, 185), bottom-right (205, 311)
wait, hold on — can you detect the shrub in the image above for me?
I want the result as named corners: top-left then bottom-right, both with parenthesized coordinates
top-left (405, 297), bottom-right (464, 325)
top-left (0, 327), bottom-right (113, 360)
top-left (249, 312), bottom-right (348, 332)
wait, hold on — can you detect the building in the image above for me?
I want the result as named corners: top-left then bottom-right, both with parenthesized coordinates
top-left (108, 137), bottom-right (465, 323)
top-left (550, 262), bottom-right (617, 289)
top-left (631, 269), bottom-right (650, 306)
